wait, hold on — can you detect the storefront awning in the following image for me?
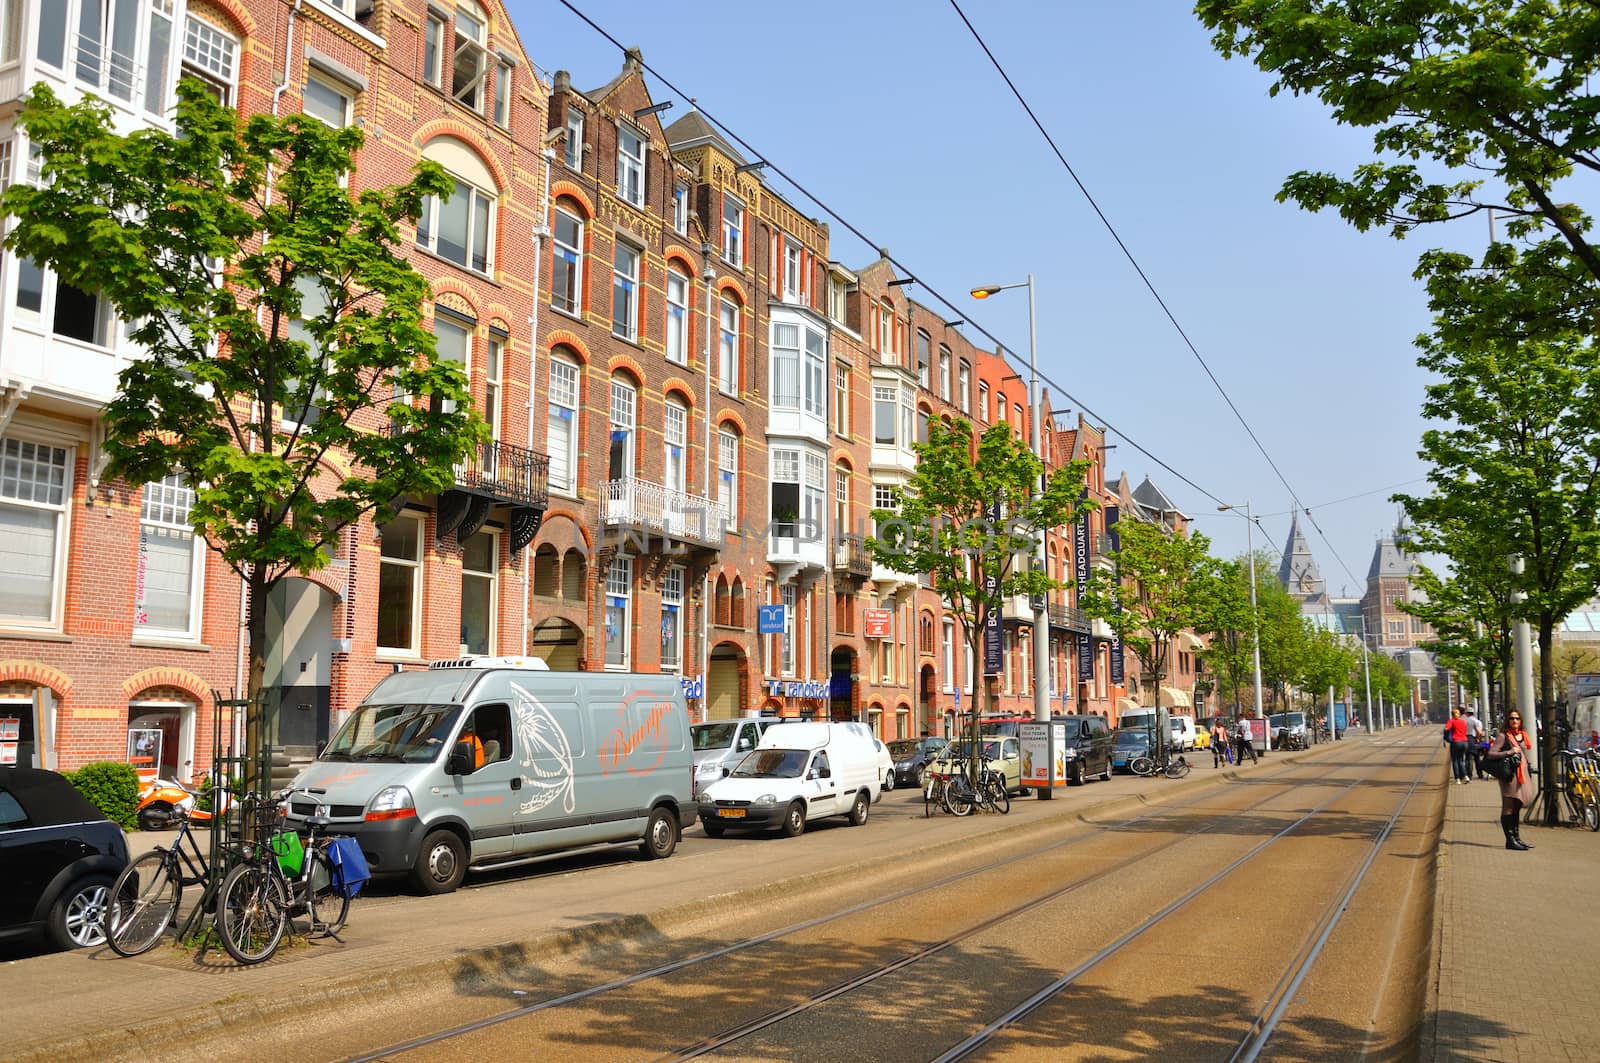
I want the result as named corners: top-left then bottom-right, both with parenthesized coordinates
top-left (1179, 631), bottom-right (1204, 652)
top-left (1115, 697), bottom-right (1140, 714)
top-left (1158, 685), bottom-right (1193, 709)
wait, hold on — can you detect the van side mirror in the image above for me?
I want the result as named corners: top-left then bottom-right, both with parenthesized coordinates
top-left (445, 740), bottom-right (473, 776)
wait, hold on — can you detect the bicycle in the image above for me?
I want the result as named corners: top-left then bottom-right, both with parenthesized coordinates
top-left (104, 802), bottom-right (216, 956)
top-left (931, 761), bottom-right (1010, 816)
top-left (1559, 749), bottom-right (1600, 832)
top-left (214, 789), bottom-right (352, 965)
top-left (1129, 750), bottom-right (1192, 779)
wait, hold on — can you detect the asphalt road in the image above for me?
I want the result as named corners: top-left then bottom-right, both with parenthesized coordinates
top-left (295, 732), bottom-right (1440, 1062)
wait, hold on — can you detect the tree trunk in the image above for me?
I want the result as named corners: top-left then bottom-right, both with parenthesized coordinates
top-left (244, 567), bottom-right (271, 838)
top-left (1538, 620), bottom-right (1560, 826)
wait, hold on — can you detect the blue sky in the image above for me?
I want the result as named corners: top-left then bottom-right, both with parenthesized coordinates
top-left (512, 0), bottom-right (1455, 594)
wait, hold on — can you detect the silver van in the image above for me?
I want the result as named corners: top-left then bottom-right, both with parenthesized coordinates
top-left (690, 717), bottom-right (782, 797)
top-left (285, 658), bottom-right (695, 894)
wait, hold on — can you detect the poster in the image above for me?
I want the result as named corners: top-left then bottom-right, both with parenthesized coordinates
top-left (126, 728), bottom-right (163, 778)
top-left (0, 719), bottom-right (17, 741)
top-left (0, 743), bottom-right (15, 766)
top-left (1020, 722), bottom-right (1067, 788)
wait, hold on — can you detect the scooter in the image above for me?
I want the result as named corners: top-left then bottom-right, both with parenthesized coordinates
top-left (135, 772), bottom-right (230, 831)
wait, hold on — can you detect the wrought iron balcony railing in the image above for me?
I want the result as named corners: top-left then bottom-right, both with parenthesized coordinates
top-left (833, 534), bottom-right (871, 576)
top-left (458, 438), bottom-right (549, 508)
top-left (1050, 603), bottom-right (1090, 632)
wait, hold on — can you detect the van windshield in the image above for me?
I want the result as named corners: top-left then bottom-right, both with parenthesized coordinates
top-left (729, 749), bottom-right (808, 779)
top-left (692, 722), bottom-right (738, 751)
top-left (322, 704), bottom-right (463, 763)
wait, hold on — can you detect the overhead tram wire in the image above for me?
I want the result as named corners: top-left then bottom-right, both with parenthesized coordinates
top-left (946, 0), bottom-right (1373, 585)
top-left (555, 0), bottom-right (1235, 512)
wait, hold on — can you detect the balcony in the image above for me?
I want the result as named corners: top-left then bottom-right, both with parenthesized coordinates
top-left (603, 478), bottom-right (727, 551)
top-left (833, 534), bottom-right (871, 577)
top-left (459, 439), bottom-right (549, 508)
top-left (1090, 533), bottom-right (1115, 570)
top-left (1050, 603), bottom-right (1090, 633)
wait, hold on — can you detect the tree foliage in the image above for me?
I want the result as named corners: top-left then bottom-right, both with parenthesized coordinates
top-left (1194, 554), bottom-right (1258, 713)
top-left (1, 83), bottom-right (481, 763)
top-left (867, 419), bottom-right (1090, 774)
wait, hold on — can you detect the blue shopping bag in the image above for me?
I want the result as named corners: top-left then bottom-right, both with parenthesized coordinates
top-left (325, 836), bottom-right (372, 899)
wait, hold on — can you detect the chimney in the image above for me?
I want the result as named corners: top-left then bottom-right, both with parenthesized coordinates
top-left (624, 47), bottom-right (643, 75)
top-left (553, 70), bottom-right (570, 94)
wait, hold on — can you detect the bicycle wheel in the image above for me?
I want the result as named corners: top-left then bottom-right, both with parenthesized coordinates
top-left (987, 777), bottom-right (1010, 815)
top-left (1165, 757), bottom-right (1192, 779)
top-left (943, 778), bottom-right (974, 817)
top-left (216, 861), bottom-right (289, 965)
top-left (302, 846), bottom-right (350, 937)
top-left (1586, 794), bottom-right (1600, 833)
top-left (1129, 756), bottom-right (1154, 777)
top-left (106, 850), bottom-right (180, 957)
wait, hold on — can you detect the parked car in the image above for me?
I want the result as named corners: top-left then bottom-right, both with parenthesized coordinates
top-left (692, 717), bottom-right (783, 797)
top-left (1169, 715), bottom-right (1198, 752)
top-left (886, 737), bottom-right (948, 790)
top-left (872, 739), bottom-right (895, 793)
top-left (1111, 729), bottom-right (1152, 773)
top-left (0, 767), bottom-right (129, 951)
top-left (1193, 728), bottom-right (1212, 751)
top-left (1270, 712), bottom-right (1308, 750)
top-left (698, 722), bottom-right (880, 837)
top-left (1053, 714), bottom-right (1114, 785)
top-left (927, 736), bottom-right (1025, 794)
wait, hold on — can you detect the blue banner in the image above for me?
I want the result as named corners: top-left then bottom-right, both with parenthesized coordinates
top-left (1074, 507), bottom-right (1093, 682)
top-left (1107, 506), bottom-right (1124, 685)
top-left (984, 573), bottom-right (1002, 675)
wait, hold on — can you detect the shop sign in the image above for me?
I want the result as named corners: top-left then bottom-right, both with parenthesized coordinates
top-left (864, 608), bottom-right (892, 638)
top-left (764, 678), bottom-right (830, 699)
top-left (680, 674), bottom-right (704, 701)
top-left (757, 604), bottom-right (787, 635)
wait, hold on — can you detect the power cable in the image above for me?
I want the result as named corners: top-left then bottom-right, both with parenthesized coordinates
top-left (1256, 479), bottom-right (1428, 520)
top-left (945, 0), bottom-right (1368, 589)
top-left (554, 0), bottom-right (1234, 512)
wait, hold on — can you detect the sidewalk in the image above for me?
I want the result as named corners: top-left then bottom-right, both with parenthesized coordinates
top-left (1423, 770), bottom-right (1596, 1061)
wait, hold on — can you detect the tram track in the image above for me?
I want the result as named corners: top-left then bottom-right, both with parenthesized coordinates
top-left (353, 737), bottom-right (1428, 1062)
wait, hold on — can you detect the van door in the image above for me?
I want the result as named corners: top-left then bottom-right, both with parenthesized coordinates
top-left (804, 750), bottom-right (839, 818)
top-left (444, 703), bottom-right (518, 863)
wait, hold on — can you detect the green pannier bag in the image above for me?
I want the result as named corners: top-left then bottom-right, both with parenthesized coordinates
top-left (271, 830), bottom-right (305, 876)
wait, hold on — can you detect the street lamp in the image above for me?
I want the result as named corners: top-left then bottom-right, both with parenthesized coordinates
top-left (972, 276), bottom-right (1051, 788)
top-left (1217, 502), bottom-right (1266, 748)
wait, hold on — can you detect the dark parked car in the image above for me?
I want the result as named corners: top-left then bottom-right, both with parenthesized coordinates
top-left (887, 737), bottom-right (948, 790)
top-left (0, 768), bottom-right (128, 951)
top-left (1054, 714), bottom-right (1114, 785)
top-left (1111, 729), bottom-right (1152, 774)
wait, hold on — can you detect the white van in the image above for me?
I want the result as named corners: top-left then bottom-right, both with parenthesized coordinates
top-left (1168, 715), bottom-right (1198, 752)
top-left (690, 716), bottom-right (782, 797)
top-left (697, 721), bottom-right (880, 837)
top-left (287, 658), bottom-right (695, 894)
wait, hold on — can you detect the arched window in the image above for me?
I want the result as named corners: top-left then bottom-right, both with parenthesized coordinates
top-left (663, 396), bottom-right (687, 494)
top-left (552, 200), bottom-right (584, 315)
top-left (730, 576), bottom-right (746, 628)
top-left (608, 375), bottom-right (636, 482)
top-left (919, 614), bottom-right (934, 655)
top-left (718, 295), bottom-right (740, 394)
top-left (546, 349), bottom-right (580, 493)
top-left (717, 426), bottom-right (739, 528)
top-left (666, 266), bottom-right (689, 366)
top-left (418, 137), bottom-right (497, 274)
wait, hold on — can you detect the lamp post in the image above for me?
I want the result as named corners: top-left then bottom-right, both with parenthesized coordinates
top-left (1217, 502), bottom-right (1265, 750)
top-left (972, 276), bottom-right (1052, 799)
top-left (1358, 615), bottom-right (1375, 732)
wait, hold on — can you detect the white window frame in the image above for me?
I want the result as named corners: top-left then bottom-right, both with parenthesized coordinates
top-left (938, 346), bottom-right (952, 402)
top-left (718, 429), bottom-right (738, 530)
top-left (417, 176), bottom-right (496, 275)
top-left (721, 193), bottom-right (742, 264)
top-left (780, 582), bottom-right (797, 677)
top-left (423, 11), bottom-right (444, 89)
top-left (302, 71), bottom-right (352, 128)
top-left (827, 275), bottom-right (849, 325)
top-left (611, 242), bottom-right (639, 342)
top-left (616, 123), bottom-right (645, 208)
top-left (451, 0), bottom-right (488, 113)
top-left (551, 206), bottom-right (583, 316)
top-left (564, 106), bottom-right (583, 170)
top-left (608, 376), bottom-right (635, 481)
top-left (376, 512), bottom-right (423, 657)
top-left (718, 297), bottom-right (739, 395)
top-left (979, 381), bottom-right (990, 423)
top-left (459, 528), bottom-right (497, 657)
top-left (803, 327), bottom-right (825, 420)
top-left (959, 361), bottom-right (971, 414)
top-left (547, 356), bottom-right (578, 494)
top-left (0, 435), bottom-right (73, 631)
top-left (492, 59), bottom-right (512, 128)
top-left (180, 15), bottom-right (236, 106)
top-left (482, 332), bottom-right (503, 444)
top-left (661, 565), bottom-right (684, 673)
top-left (872, 385), bottom-right (897, 446)
top-left (663, 397), bottom-right (687, 494)
top-left (672, 181), bottom-right (689, 235)
top-left (915, 331), bottom-right (930, 390)
top-left (605, 556), bottom-right (632, 670)
top-left (834, 466), bottom-right (848, 537)
top-left (13, 258), bottom-right (118, 350)
top-left (782, 239), bottom-right (802, 302)
top-left (771, 321), bottom-right (800, 411)
top-left (942, 618), bottom-right (955, 693)
top-left (877, 301), bottom-right (894, 357)
top-left (135, 474), bottom-right (203, 641)
top-left (834, 364), bottom-right (850, 436)
top-left (665, 268), bottom-right (688, 367)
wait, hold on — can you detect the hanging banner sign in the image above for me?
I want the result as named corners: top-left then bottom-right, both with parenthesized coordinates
top-left (984, 574), bottom-right (1002, 675)
top-left (1107, 505), bottom-right (1124, 686)
top-left (1075, 507), bottom-right (1093, 682)
top-left (864, 608), bottom-right (892, 638)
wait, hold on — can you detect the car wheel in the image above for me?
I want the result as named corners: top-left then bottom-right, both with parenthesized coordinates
top-left (1069, 759), bottom-right (1085, 787)
top-left (882, 770), bottom-right (894, 793)
top-left (410, 829), bottom-right (467, 895)
top-left (780, 801), bottom-right (806, 838)
top-left (48, 874), bottom-right (113, 950)
top-left (639, 807), bottom-right (678, 860)
top-left (914, 766), bottom-right (926, 790)
top-left (702, 819), bottom-right (726, 838)
top-left (849, 791), bottom-right (870, 826)
top-left (137, 802), bottom-right (174, 832)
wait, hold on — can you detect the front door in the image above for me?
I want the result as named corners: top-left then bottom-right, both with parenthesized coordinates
top-left (804, 750), bottom-right (839, 818)
top-left (447, 703), bottom-right (517, 863)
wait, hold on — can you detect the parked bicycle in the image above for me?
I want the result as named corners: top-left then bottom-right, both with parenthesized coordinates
top-left (214, 789), bottom-right (364, 965)
top-left (1130, 749), bottom-right (1191, 779)
top-left (104, 802), bottom-right (215, 956)
top-left (1559, 749), bottom-right (1600, 832)
top-left (925, 760), bottom-right (1010, 816)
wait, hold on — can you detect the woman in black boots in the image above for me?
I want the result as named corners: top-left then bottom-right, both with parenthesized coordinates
top-left (1487, 711), bottom-right (1536, 850)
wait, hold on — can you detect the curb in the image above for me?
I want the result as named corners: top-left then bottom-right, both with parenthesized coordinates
top-left (12, 745), bottom-right (1328, 1061)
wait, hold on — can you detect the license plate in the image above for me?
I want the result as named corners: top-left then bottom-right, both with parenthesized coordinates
top-left (717, 808), bottom-right (746, 819)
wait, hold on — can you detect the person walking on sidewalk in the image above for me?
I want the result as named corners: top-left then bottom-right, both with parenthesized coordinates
top-left (1233, 715), bottom-right (1258, 766)
top-left (1488, 711), bottom-right (1537, 851)
top-left (1445, 707), bottom-right (1471, 784)
top-left (1465, 708), bottom-right (1487, 778)
top-left (1211, 718), bottom-right (1232, 768)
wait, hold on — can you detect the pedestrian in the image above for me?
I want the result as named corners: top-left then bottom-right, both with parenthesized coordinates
top-left (1210, 717), bottom-right (1231, 768)
top-left (1487, 711), bottom-right (1536, 851)
top-left (1233, 715), bottom-right (1258, 765)
top-left (1444, 707), bottom-right (1470, 784)
top-left (1464, 708), bottom-right (1487, 778)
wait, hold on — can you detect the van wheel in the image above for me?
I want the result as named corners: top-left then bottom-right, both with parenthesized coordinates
top-left (640, 807), bottom-right (677, 860)
top-left (1069, 760), bottom-right (1085, 787)
top-left (410, 830), bottom-right (466, 895)
top-left (780, 802), bottom-right (806, 838)
top-left (849, 791), bottom-right (870, 826)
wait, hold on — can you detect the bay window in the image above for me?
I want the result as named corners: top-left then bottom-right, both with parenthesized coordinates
top-left (771, 316), bottom-right (826, 417)
top-left (873, 385), bottom-right (896, 445)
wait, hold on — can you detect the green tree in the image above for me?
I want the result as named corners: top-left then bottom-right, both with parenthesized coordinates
top-left (867, 419), bottom-right (1089, 782)
top-left (1255, 573), bottom-right (1309, 713)
top-left (1081, 518), bottom-right (1213, 761)
top-left (1369, 653), bottom-right (1413, 720)
top-left (1301, 626), bottom-right (1359, 726)
top-left (1195, 552), bottom-right (1269, 715)
top-left (2, 83), bottom-right (480, 783)
top-left (1404, 557), bottom-right (1511, 716)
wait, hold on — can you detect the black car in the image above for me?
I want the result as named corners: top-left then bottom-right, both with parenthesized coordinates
top-left (1054, 714), bottom-right (1114, 784)
top-left (887, 737), bottom-right (949, 790)
top-left (0, 768), bottom-right (128, 951)
top-left (1111, 729), bottom-right (1153, 774)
